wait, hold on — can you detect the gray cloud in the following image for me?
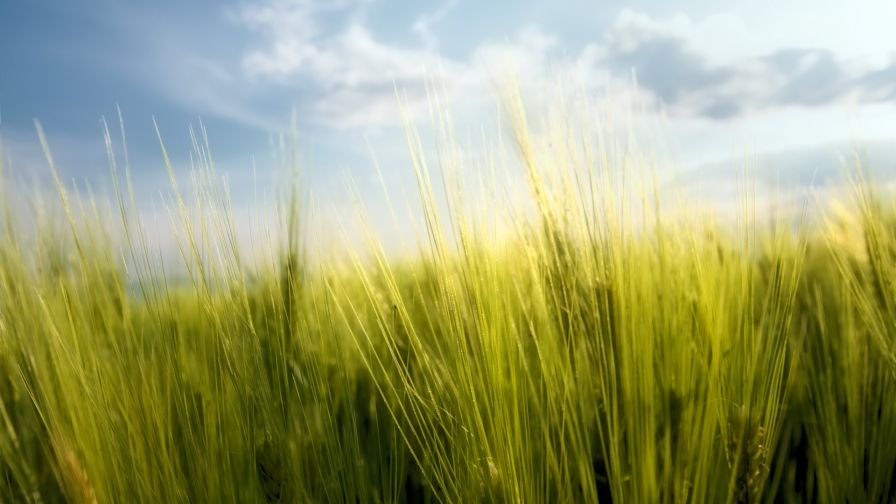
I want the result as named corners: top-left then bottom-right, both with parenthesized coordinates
top-left (762, 50), bottom-right (854, 106)
top-left (858, 60), bottom-right (896, 101)
top-left (605, 33), bottom-right (728, 105)
top-left (698, 98), bottom-right (742, 119)
top-left (601, 20), bottom-right (896, 119)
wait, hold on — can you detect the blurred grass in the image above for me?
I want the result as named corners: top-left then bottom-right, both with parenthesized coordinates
top-left (0, 88), bottom-right (894, 503)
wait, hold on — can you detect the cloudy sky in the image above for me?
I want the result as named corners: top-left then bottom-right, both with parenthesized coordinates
top-left (2, 0), bottom-right (896, 234)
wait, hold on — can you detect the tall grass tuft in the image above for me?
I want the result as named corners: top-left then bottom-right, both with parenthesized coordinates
top-left (0, 87), bottom-right (894, 503)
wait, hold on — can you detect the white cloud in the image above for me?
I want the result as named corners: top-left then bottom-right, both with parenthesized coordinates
top-left (239, 0), bottom-right (338, 79)
top-left (113, 0), bottom-right (891, 159)
top-left (238, 0), bottom-right (477, 128)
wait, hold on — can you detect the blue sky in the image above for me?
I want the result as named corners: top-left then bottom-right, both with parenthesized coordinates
top-left (2, 0), bottom-right (896, 237)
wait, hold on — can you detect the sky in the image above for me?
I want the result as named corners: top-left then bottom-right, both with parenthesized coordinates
top-left (2, 0), bottom-right (896, 251)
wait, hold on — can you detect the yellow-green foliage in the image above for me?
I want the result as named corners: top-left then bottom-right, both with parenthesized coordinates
top-left (0, 91), bottom-right (894, 503)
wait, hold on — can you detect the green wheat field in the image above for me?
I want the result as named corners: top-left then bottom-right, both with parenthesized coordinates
top-left (1, 87), bottom-right (895, 503)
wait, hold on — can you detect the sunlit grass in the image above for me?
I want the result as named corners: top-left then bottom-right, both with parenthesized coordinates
top-left (0, 85), bottom-right (894, 503)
